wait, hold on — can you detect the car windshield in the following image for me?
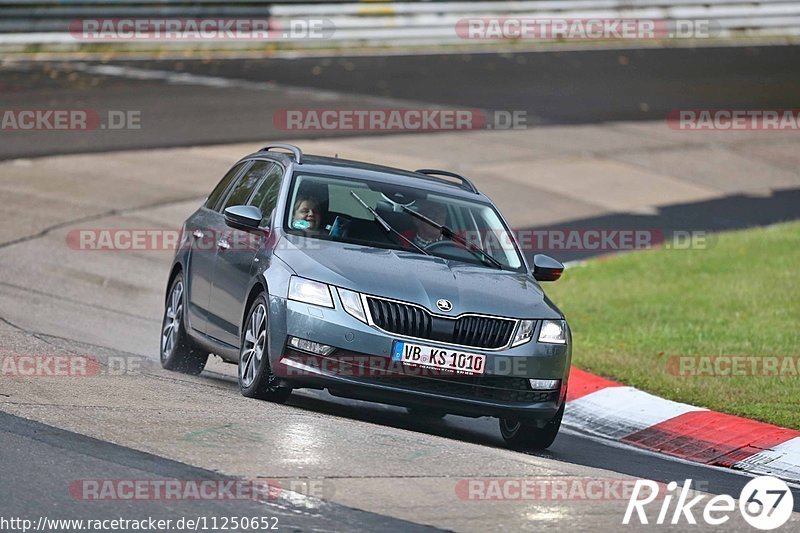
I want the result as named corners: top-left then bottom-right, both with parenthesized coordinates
top-left (285, 172), bottom-right (524, 271)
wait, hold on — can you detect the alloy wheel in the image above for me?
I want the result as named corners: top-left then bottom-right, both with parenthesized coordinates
top-left (161, 280), bottom-right (183, 360)
top-left (240, 302), bottom-right (267, 388)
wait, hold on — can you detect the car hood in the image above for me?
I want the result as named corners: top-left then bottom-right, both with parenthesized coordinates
top-left (274, 235), bottom-right (562, 319)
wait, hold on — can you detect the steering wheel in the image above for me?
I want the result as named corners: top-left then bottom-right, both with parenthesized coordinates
top-left (423, 239), bottom-right (501, 267)
top-left (423, 240), bottom-right (461, 253)
top-left (422, 239), bottom-right (480, 262)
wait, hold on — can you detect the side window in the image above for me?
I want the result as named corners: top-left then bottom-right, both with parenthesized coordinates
top-left (248, 163), bottom-right (283, 225)
top-left (220, 160), bottom-right (271, 212)
top-left (205, 162), bottom-right (247, 211)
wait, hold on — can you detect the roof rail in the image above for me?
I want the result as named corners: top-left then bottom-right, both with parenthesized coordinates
top-left (261, 143), bottom-right (303, 164)
top-left (414, 169), bottom-right (479, 194)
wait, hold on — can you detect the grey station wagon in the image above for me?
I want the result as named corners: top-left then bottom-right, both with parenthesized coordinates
top-left (161, 143), bottom-right (571, 449)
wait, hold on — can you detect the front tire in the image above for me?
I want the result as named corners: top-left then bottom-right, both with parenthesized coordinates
top-left (160, 273), bottom-right (208, 375)
top-left (499, 404), bottom-right (564, 450)
top-left (238, 293), bottom-right (291, 403)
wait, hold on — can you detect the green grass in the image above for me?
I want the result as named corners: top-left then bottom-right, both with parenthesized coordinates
top-left (546, 221), bottom-right (800, 429)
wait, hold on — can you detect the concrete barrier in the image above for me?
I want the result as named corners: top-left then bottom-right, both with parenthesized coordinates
top-left (1, 0), bottom-right (798, 47)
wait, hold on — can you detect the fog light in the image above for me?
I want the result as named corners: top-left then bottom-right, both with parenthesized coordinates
top-left (529, 379), bottom-right (560, 390)
top-left (288, 336), bottom-right (334, 356)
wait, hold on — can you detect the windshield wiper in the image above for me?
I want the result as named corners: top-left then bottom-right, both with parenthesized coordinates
top-left (399, 205), bottom-right (504, 270)
top-left (349, 191), bottom-right (431, 257)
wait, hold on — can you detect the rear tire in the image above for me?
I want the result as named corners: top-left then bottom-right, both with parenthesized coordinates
top-left (160, 273), bottom-right (208, 375)
top-left (238, 293), bottom-right (292, 403)
top-left (499, 404), bottom-right (564, 450)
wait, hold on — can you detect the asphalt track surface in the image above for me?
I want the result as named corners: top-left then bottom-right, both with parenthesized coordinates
top-left (1, 46), bottom-right (799, 530)
top-left (1, 411), bottom-right (432, 532)
top-left (122, 45), bottom-right (800, 123)
top-left (2, 45), bottom-right (800, 159)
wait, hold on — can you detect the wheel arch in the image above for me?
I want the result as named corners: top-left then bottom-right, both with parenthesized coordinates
top-left (242, 279), bottom-right (269, 333)
top-left (165, 262), bottom-right (184, 302)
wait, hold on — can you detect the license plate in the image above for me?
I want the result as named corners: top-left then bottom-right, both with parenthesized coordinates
top-left (392, 341), bottom-right (486, 375)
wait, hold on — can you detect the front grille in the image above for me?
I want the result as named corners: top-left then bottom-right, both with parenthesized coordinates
top-left (366, 296), bottom-right (517, 349)
top-left (453, 315), bottom-right (515, 349)
top-left (367, 297), bottom-right (432, 339)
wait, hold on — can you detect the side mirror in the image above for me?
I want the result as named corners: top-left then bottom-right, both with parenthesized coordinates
top-left (532, 254), bottom-right (564, 282)
top-left (224, 205), bottom-right (263, 230)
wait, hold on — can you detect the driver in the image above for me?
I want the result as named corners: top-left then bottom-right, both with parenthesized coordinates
top-left (401, 199), bottom-right (447, 249)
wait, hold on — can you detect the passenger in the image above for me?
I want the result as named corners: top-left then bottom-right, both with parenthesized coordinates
top-left (292, 196), bottom-right (324, 232)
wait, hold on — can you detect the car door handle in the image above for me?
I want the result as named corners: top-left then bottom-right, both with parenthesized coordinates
top-left (192, 230), bottom-right (204, 239)
top-left (217, 239), bottom-right (230, 250)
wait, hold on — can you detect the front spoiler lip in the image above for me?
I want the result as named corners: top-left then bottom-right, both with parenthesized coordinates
top-left (275, 351), bottom-right (564, 421)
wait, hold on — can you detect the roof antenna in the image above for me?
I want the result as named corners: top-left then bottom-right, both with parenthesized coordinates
top-left (335, 153), bottom-right (339, 158)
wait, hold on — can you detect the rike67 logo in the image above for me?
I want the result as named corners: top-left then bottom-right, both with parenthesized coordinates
top-left (624, 476), bottom-right (794, 530)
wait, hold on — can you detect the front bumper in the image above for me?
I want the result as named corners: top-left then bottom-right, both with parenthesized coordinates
top-left (270, 298), bottom-right (571, 422)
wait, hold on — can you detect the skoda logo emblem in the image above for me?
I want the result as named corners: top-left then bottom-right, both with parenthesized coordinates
top-left (436, 299), bottom-right (453, 312)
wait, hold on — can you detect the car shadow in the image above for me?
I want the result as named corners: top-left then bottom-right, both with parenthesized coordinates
top-left (519, 187), bottom-right (800, 264)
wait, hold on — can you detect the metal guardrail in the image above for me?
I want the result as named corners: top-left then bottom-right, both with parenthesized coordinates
top-left (0, 0), bottom-right (798, 46)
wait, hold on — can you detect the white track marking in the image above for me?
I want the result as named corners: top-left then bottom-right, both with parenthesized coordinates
top-left (560, 426), bottom-right (800, 489)
top-left (564, 386), bottom-right (706, 440)
top-left (734, 437), bottom-right (800, 484)
top-left (65, 62), bottom-right (437, 108)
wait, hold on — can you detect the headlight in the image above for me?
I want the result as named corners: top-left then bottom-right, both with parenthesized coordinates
top-left (288, 276), bottom-right (333, 308)
top-left (337, 288), bottom-right (367, 323)
top-left (511, 319), bottom-right (535, 347)
top-left (538, 319), bottom-right (567, 344)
